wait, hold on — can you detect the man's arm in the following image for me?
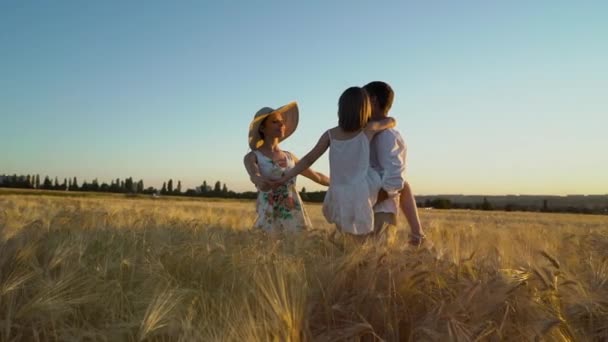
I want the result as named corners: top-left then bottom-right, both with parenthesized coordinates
top-left (375, 130), bottom-right (406, 199)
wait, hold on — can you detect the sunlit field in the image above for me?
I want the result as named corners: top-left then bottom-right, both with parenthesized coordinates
top-left (1, 192), bottom-right (607, 341)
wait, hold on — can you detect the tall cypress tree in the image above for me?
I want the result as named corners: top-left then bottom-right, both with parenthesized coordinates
top-left (43, 176), bottom-right (53, 189)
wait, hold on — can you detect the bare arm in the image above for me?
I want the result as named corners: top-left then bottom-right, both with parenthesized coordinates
top-left (243, 152), bottom-right (271, 191)
top-left (278, 132), bottom-right (330, 183)
top-left (290, 153), bottom-right (330, 186)
top-left (364, 117), bottom-right (396, 140)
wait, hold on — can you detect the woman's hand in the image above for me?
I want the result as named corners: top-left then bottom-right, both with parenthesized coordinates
top-left (251, 175), bottom-right (272, 191)
top-left (269, 176), bottom-right (291, 190)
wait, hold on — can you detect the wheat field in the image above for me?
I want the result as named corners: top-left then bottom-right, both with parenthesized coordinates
top-left (0, 193), bottom-right (607, 341)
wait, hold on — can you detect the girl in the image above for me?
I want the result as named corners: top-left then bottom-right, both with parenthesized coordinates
top-left (274, 87), bottom-right (395, 235)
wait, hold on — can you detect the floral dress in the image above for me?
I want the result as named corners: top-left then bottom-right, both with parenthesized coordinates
top-left (253, 150), bottom-right (311, 232)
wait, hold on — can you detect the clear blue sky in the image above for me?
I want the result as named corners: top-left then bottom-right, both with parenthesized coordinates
top-left (1, 1), bottom-right (606, 195)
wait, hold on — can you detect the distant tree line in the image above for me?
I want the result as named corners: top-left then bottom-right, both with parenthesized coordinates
top-left (299, 187), bottom-right (327, 203)
top-left (1, 174), bottom-right (606, 215)
top-left (419, 197), bottom-right (494, 211)
top-left (0, 173), bottom-right (267, 200)
top-left (0, 174), bottom-right (191, 196)
top-left (417, 196), bottom-right (608, 215)
top-left (0, 173), bottom-right (325, 201)
top-left (0, 174), bottom-right (154, 194)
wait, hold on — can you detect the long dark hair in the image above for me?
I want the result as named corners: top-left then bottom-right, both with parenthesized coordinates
top-left (338, 87), bottom-right (371, 132)
top-left (258, 116), bottom-right (269, 140)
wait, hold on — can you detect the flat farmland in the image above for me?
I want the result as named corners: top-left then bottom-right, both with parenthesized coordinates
top-left (1, 192), bottom-right (607, 341)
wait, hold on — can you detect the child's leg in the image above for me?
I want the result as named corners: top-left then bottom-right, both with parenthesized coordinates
top-left (399, 181), bottom-right (424, 238)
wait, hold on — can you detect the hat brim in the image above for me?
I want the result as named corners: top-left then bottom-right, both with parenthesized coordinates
top-left (248, 102), bottom-right (299, 150)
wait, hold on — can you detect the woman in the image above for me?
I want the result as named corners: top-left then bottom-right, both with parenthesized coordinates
top-left (244, 102), bottom-right (329, 232)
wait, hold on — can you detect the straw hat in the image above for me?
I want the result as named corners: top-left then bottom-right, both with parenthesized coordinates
top-left (248, 101), bottom-right (299, 150)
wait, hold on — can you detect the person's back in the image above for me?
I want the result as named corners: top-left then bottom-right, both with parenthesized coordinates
top-left (370, 127), bottom-right (406, 214)
top-left (323, 127), bottom-right (381, 235)
top-left (328, 130), bottom-right (370, 186)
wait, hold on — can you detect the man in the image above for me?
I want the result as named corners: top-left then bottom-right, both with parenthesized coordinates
top-left (364, 81), bottom-right (426, 245)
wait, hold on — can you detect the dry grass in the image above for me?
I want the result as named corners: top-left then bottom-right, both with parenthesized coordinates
top-left (1, 194), bottom-right (607, 341)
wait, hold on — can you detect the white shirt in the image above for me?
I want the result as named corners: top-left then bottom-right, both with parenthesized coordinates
top-left (370, 128), bottom-right (407, 214)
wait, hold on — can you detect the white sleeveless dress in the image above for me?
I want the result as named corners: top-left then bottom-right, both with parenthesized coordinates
top-left (322, 130), bottom-right (382, 235)
top-left (252, 150), bottom-right (312, 232)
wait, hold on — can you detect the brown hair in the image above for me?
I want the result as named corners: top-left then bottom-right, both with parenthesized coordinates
top-left (257, 116), bottom-right (269, 140)
top-left (338, 87), bottom-right (371, 132)
top-left (363, 81), bottom-right (394, 116)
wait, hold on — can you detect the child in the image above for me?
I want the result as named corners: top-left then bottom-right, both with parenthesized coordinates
top-left (364, 81), bottom-right (426, 246)
top-left (274, 87), bottom-right (395, 235)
